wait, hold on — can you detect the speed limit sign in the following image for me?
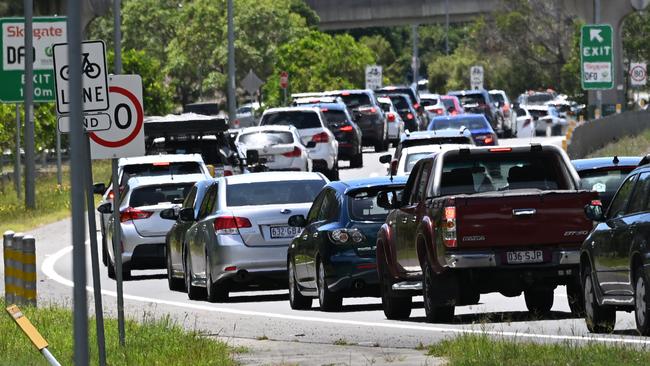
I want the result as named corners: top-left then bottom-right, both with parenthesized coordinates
top-left (89, 74), bottom-right (145, 159)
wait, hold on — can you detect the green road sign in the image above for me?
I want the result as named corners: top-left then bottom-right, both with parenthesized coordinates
top-left (581, 24), bottom-right (614, 90)
top-left (0, 17), bottom-right (66, 103)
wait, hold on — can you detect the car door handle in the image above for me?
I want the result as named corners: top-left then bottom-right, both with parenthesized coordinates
top-left (302, 235), bottom-right (309, 240)
top-left (513, 208), bottom-right (536, 216)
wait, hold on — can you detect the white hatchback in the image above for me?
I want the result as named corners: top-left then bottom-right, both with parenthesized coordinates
top-left (235, 125), bottom-right (311, 172)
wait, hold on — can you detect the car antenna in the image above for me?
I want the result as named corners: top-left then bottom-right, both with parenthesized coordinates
top-left (613, 155), bottom-right (619, 165)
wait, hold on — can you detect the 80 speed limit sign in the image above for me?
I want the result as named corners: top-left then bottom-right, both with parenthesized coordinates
top-left (89, 74), bottom-right (145, 159)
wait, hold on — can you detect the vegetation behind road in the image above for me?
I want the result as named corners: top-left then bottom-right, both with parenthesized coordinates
top-left (586, 128), bottom-right (650, 158)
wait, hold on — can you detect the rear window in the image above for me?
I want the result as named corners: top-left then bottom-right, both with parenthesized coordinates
top-left (239, 131), bottom-right (294, 145)
top-left (405, 152), bottom-right (433, 173)
top-left (526, 93), bottom-right (554, 104)
top-left (456, 94), bottom-right (486, 106)
top-left (338, 93), bottom-right (371, 109)
top-left (441, 98), bottom-right (455, 109)
top-left (261, 111), bottom-right (322, 129)
top-left (323, 110), bottom-right (350, 126)
top-left (388, 95), bottom-right (410, 111)
top-left (489, 93), bottom-right (505, 103)
top-left (402, 137), bottom-right (472, 149)
top-left (438, 152), bottom-right (570, 196)
top-left (421, 98), bottom-right (438, 107)
top-left (349, 188), bottom-right (402, 221)
top-left (129, 183), bottom-right (194, 207)
top-left (227, 179), bottom-right (326, 206)
top-left (121, 162), bottom-right (202, 186)
top-left (430, 117), bottom-right (489, 131)
top-left (578, 168), bottom-right (633, 193)
top-left (148, 137), bottom-right (228, 166)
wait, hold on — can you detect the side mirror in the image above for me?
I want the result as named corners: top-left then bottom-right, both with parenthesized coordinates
top-left (179, 207), bottom-right (195, 222)
top-left (377, 191), bottom-right (399, 209)
top-left (160, 208), bottom-right (179, 221)
top-left (93, 182), bottom-right (106, 195)
top-left (379, 154), bottom-right (392, 164)
top-left (97, 202), bottom-right (112, 214)
top-left (584, 202), bottom-right (605, 222)
top-left (306, 141), bottom-right (316, 149)
top-left (288, 214), bottom-right (307, 227)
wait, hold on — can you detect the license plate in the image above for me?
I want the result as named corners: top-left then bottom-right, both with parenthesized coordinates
top-left (270, 226), bottom-right (301, 239)
top-left (506, 250), bottom-right (543, 264)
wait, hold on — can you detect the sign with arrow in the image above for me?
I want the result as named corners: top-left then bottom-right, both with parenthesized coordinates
top-left (581, 24), bottom-right (614, 90)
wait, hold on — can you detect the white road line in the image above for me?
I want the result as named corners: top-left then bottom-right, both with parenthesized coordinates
top-left (42, 245), bottom-right (650, 346)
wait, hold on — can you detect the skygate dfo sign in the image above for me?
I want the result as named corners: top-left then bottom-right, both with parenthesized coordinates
top-left (580, 24), bottom-right (614, 90)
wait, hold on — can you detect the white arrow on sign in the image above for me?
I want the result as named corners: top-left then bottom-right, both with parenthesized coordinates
top-left (590, 29), bottom-right (604, 43)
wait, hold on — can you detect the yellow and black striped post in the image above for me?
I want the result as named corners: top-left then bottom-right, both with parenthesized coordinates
top-left (3, 231), bottom-right (15, 304)
top-left (3, 232), bottom-right (37, 307)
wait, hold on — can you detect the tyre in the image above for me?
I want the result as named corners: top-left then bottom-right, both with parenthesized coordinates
top-left (583, 269), bottom-right (615, 333)
top-left (328, 164), bottom-right (339, 181)
top-left (206, 252), bottom-right (228, 303)
top-left (380, 272), bottom-right (412, 320)
top-left (184, 247), bottom-right (205, 301)
top-left (524, 288), bottom-right (554, 315)
top-left (288, 259), bottom-right (312, 310)
top-left (634, 265), bottom-right (650, 336)
top-left (350, 152), bottom-right (363, 168)
top-left (423, 262), bottom-right (455, 323)
top-left (167, 247), bottom-right (185, 292)
top-left (566, 279), bottom-right (585, 316)
top-left (107, 257), bottom-right (130, 280)
top-left (317, 259), bottom-right (342, 312)
top-left (374, 139), bottom-right (384, 153)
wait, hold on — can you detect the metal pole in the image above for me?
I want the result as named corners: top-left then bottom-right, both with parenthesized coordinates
top-left (594, 0), bottom-right (602, 118)
top-left (23, 0), bottom-right (35, 209)
top-left (66, 0), bottom-right (90, 363)
top-left (412, 24), bottom-right (419, 85)
top-left (14, 104), bottom-right (21, 198)
top-left (227, 0), bottom-right (236, 121)
top-left (113, 0), bottom-right (126, 347)
top-left (55, 128), bottom-right (62, 186)
top-left (41, 348), bottom-right (62, 366)
top-left (84, 136), bottom-right (107, 366)
top-left (445, 0), bottom-right (449, 55)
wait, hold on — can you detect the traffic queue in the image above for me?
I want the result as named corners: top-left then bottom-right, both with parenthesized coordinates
top-left (94, 85), bottom-right (650, 338)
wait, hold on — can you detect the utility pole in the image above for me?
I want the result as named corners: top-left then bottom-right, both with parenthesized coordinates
top-left (445, 0), bottom-right (450, 55)
top-left (412, 24), bottom-right (419, 86)
top-left (23, 0), bottom-right (35, 209)
top-left (227, 0), bottom-right (236, 122)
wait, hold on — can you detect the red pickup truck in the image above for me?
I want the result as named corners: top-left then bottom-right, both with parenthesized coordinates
top-left (376, 144), bottom-right (597, 322)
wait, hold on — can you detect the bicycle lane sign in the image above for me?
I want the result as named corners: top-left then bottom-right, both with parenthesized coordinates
top-left (52, 40), bottom-right (109, 114)
top-left (89, 74), bottom-right (145, 159)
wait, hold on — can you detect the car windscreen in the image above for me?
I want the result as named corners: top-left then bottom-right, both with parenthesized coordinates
top-left (129, 183), bottom-right (194, 207)
top-left (430, 117), bottom-right (488, 131)
top-left (323, 110), bottom-right (350, 126)
top-left (578, 168), bottom-right (634, 194)
top-left (439, 152), bottom-right (569, 195)
top-left (405, 152), bottom-right (433, 173)
top-left (121, 162), bottom-right (202, 186)
top-left (489, 93), bottom-right (505, 103)
top-left (238, 131), bottom-right (294, 145)
top-left (227, 179), bottom-right (326, 206)
top-left (349, 188), bottom-right (402, 221)
top-left (261, 111), bottom-right (321, 129)
top-left (456, 94), bottom-right (486, 106)
top-left (339, 94), bottom-right (371, 109)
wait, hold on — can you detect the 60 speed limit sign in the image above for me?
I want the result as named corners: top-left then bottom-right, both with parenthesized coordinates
top-left (89, 74), bottom-right (145, 159)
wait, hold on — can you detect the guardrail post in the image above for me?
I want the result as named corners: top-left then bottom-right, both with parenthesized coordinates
top-left (3, 231), bottom-right (15, 304)
top-left (10, 233), bottom-right (24, 305)
top-left (21, 235), bottom-right (37, 307)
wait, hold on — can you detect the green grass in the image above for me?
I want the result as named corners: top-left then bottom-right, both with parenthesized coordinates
top-left (586, 128), bottom-right (650, 158)
top-left (0, 160), bottom-right (111, 234)
top-left (0, 299), bottom-right (237, 365)
top-left (428, 333), bottom-right (650, 366)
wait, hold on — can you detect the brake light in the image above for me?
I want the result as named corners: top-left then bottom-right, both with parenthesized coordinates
top-left (153, 162), bottom-right (170, 166)
top-left (282, 146), bottom-right (302, 157)
top-left (591, 200), bottom-right (602, 207)
top-left (223, 167), bottom-right (234, 176)
top-left (108, 190), bottom-right (114, 200)
top-left (320, 108), bottom-right (329, 112)
top-left (214, 216), bottom-right (252, 235)
top-left (406, 113), bottom-right (414, 120)
top-left (341, 91), bottom-right (350, 96)
top-left (359, 106), bottom-right (377, 114)
top-left (442, 206), bottom-right (457, 248)
top-left (311, 131), bottom-right (329, 143)
top-left (413, 103), bottom-right (420, 110)
top-left (233, 119), bottom-right (240, 128)
top-left (310, 99), bottom-right (321, 103)
top-left (120, 207), bottom-right (153, 222)
top-left (387, 113), bottom-right (396, 122)
top-left (483, 135), bottom-right (494, 145)
top-left (503, 103), bottom-right (510, 112)
top-left (489, 147), bottom-right (512, 152)
top-left (339, 125), bottom-right (353, 132)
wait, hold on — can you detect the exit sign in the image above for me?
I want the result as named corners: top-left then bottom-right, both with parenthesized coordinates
top-left (580, 24), bottom-right (614, 90)
top-left (0, 17), bottom-right (66, 103)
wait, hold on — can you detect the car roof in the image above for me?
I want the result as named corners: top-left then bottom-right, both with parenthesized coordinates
top-left (303, 102), bottom-right (347, 110)
top-left (126, 174), bottom-right (207, 188)
top-left (262, 106), bottom-right (320, 114)
top-left (224, 171), bottom-right (326, 185)
top-left (327, 176), bottom-right (408, 195)
top-left (401, 129), bottom-right (472, 140)
top-left (402, 144), bottom-right (468, 154)
top-left (572, 156), bottom-right (642, 171)
top-left (238, 125), bottom-right (297, 134)
top-left (294, 96), bottom-right (341, 104)
top-left (448, 89), bottom-right (487, 96)
top-left (419, 93), bottom-right (441, 99)
top-left (430, 114), bottom-right (487, 122)
top-left (118, 154), bottom-right (205, 167)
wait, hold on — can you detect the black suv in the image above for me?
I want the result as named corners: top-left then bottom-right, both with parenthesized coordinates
top-left (581, 157), bottom-right (650, 335)
top-left (376, 85), bottom-right (428, 130)
top-left (326, 89), bottom-right (389, 152)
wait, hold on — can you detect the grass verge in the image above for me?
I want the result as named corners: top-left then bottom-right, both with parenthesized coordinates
top-left (428, 333), bottom-right (650, 366)
top-left (0, 160), bottom-right (111, 233)
top-left (586, 128), bottom-right (650, 158)
top-left (0, 299), bottom-right (237, 365)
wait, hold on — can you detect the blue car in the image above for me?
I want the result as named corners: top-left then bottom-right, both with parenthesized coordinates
top-left (286, 176), bottom-right (408, 312)
top-left (427, 114), bottom-right (498, 146)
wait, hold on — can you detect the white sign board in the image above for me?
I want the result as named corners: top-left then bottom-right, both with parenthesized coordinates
top-left (365, 65), bottom-right (382, 90)
top-left (241, 69), bottom-right (263, 95)
top-left (89, 74), bottom-right (145, 160)
top-left (2, 19), bottom-right (66, 71)
top-left (52, 40), bottom-right (109, 114)
top-left (470, 65), bottom-right (484, 90)
top-left (630, 62), bottom-right (647, 87)
top-left (57, 113), bottom-right (111, 133)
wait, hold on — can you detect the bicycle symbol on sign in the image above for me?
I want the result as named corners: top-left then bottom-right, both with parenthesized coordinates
top-left (60, 53), bottom-right (101, 81)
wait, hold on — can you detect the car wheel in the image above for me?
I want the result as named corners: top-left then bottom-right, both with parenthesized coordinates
top-left (328, 162), bottom-right (340, 181)
top-left (583, 268), bottom-right (615, 333)
top-left (374, 139), bottom-right (384, 153)
top-left (423, 262), bottom-right (454, 323)
top-left (167, 245), bottom-right (185, 292)
top-left (566, 279), bottom-right (585, 316)
top-left (206, 251), bottom-right (228, 303)
top-left (317, 258), bottom-right (342, 312)
top-left (380, 268), bottom-right (412, 320)
top-left (350, 152), bottom-right (363, 168)
top-left (185, 246), bottom-right (205, 301)
top-left (635, 265), bottom-right (650, 336)
top-left (524, 288), bottom-right (554, 315)
top-left (288, 259), bottom-right (312, 310)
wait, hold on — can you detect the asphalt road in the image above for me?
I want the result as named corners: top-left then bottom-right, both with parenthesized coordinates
top-left (6, 135), bottom-right (650, 360)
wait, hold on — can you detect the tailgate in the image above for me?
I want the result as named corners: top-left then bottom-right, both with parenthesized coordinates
top-left (233, 203), bottom-right (311, 247)
top-left (130, 204), bottom-right (176, 237)
top-left (455, 190), bottom-right (595, 249)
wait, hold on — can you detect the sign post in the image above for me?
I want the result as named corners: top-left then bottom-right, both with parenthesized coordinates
top-left (365, 65), bottom-right (382, 90)
top-left (280, 71), bottom-right (288, 105)
top-left (470, 65), bottom-right (483, 90)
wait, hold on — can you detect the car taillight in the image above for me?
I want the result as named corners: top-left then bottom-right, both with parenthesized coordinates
top-left (107, 190), bottom-right (114, 200)
top-left (387, 113), bottom-right (396, 122)
top-left (413, 103), bottom-right (420, 110)
top-left (282, 146), bottom-right (302, 157)
top-left (339, 125), bottom-right (354, 132)
top-left (214, 216), bottom-right (252, 235)
top-left (359, 106), bottom-right (377, 114)
top-left (442, 206), bottom-right (457, 248)
top-left (406, 113), bottom-right (414, 120)
top-left (311, 131), bottom-right (329, 143)
top-left (120, 207), bottom-right (153, 222)
top-left (223, 167), bottom-right (234, 176)
top-left (436, 108), bottom-right (444, 115)
top-left (591, 200), bottom-right (602, 207)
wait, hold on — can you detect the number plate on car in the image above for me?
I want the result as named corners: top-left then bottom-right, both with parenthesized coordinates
top-left (270, 226), bottom-right (301, 239)
top-left (506, 250), bottom-right (543, 264)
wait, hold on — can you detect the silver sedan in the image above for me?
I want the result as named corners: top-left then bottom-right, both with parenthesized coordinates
top-left (184, 171), bottom-right (328, 302)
